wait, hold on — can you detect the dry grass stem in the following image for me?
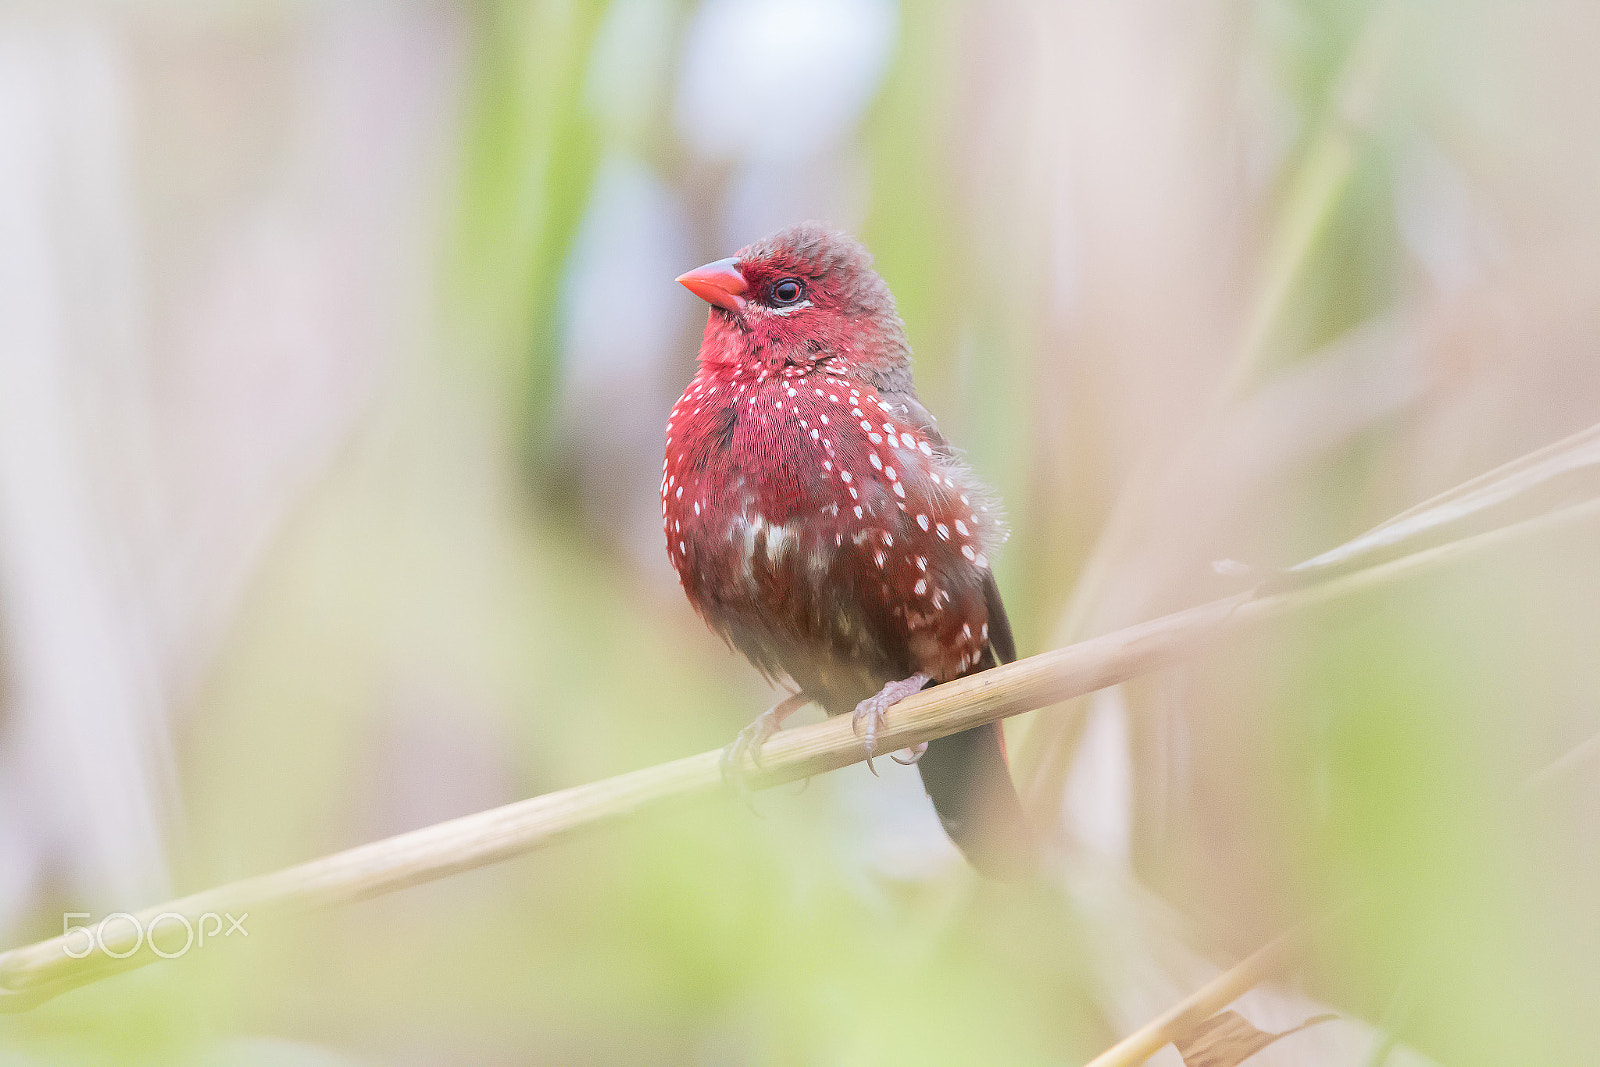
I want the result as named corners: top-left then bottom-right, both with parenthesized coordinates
top-left (1082, 926), bottom-right (1309, 1067)
top-left (1284, 418), bottom-right (1600, 584)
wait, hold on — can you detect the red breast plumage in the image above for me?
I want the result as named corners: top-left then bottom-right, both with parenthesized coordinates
top-left (664, 222), bottom-right (1035, 879)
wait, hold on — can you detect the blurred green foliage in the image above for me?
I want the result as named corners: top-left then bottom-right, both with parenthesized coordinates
top-left (448, 0), bottom-right (607, 453)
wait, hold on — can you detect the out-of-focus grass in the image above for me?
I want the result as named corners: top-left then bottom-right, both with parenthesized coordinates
top-left (1009, 0), bottom-right (1407, 811)
top-left (447, 0), bottom-right (607, 452)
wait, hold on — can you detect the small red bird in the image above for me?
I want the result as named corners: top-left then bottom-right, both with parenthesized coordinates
top-left (664, 223), bottom-right (1034, 878)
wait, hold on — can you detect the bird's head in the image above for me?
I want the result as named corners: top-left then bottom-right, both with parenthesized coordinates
top-left (677, 222), bottom-right (912, 384)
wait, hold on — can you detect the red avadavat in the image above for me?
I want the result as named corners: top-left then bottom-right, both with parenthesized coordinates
top-left (664, 223), bottom-right (1034, 878)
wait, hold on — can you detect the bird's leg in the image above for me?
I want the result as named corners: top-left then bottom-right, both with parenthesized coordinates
top-left (852, 673), bottom-right (931, 775)
top-left (721, 692), bottom-right (810, 798)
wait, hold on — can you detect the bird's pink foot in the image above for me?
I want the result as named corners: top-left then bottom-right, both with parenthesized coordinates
top-left (721, 692), bottom-right (810, 798)
top-left (852, 673), bottom-right (931, 774)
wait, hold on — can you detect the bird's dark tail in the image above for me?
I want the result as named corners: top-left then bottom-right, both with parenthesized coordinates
top-left (916, 575), bottom-right (1037, 879)
top-left (917, 720), bottom-right (1037, 879)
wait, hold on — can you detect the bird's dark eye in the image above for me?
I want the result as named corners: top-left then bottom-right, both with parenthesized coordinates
top-left (770, 279), bottom-right (804, 306)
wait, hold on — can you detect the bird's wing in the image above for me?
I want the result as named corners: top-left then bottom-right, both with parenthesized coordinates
top-left (982, 571), bottom-right (1017, 664)
top-left (886, 389), bottom-right (1016, 666)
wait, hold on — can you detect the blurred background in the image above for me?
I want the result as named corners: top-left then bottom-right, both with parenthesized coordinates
top-left (2, 0), bottom-right (1599, 1063)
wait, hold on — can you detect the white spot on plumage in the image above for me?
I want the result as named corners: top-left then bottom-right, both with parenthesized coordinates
top-left (914, 578), bottom-right (927, 595)
top-left (893, 483), bottom-right (905, 498)
top-left (961, 545), bottom-right (976, 561)
top-left (936, 523), bottom-right (949, 540)
top-left (853, 506), bottom-right (863, 519)
top-left (869, 453), bottom-right (883, 470)
top-left (840, 470), bottom-right (852, 483)
top-left (919, 441), bottom-right (933, 456)
top-left (916, 514), bottom-right (929, 531)
top-left (955, 519), bottom-right (969, 536)
top-left (763, 521), bottom-right (796, 561)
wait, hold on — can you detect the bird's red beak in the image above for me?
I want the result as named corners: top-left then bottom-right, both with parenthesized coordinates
top-left (677, 257), bottom-right (748, 312)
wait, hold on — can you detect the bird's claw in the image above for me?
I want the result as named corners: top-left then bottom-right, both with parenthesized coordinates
top-left (851, 673), bottom-right (932, 775)
top-left (890, 742), bottom-right (929, 765)
top-left (721, 693), bottom-right (808, 810)
top-left (722, 712), bottom-right (776, 774)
